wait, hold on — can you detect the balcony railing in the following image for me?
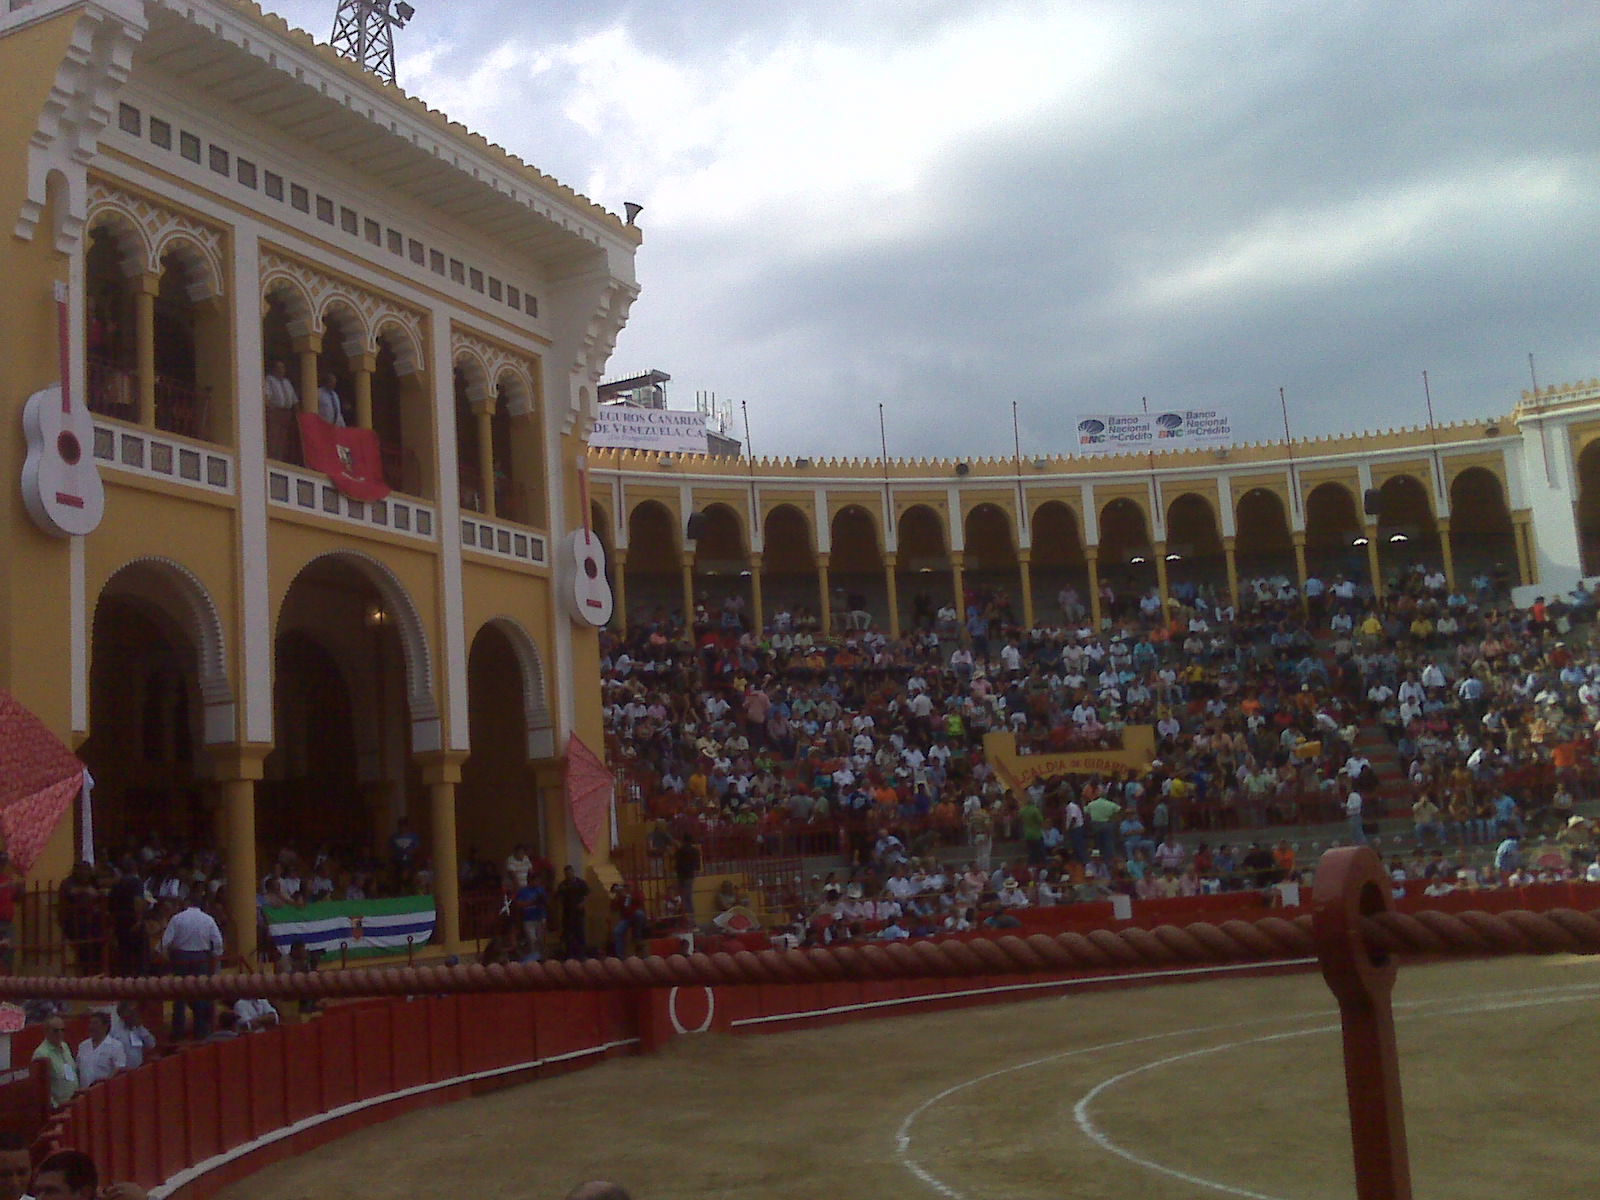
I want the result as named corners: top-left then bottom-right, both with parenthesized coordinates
top-left (86, 353), bottom-right (136, 420)
top-left (155, 375), bottom-right (209, 441)
top-left (87, 357), bottom-right (212, 444)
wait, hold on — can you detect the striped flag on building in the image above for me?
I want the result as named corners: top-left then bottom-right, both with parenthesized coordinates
top-left (263, 896), bottom-right (436, 958)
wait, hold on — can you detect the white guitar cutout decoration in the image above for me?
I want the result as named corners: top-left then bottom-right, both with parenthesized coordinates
top-left (566, 454), bottom-right (614, 628)
top-left (21, 283), bottom-right (104, 538)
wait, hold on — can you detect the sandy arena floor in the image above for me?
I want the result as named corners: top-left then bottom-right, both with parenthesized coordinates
top-left (216, 956), bottom-right (1600, 1200)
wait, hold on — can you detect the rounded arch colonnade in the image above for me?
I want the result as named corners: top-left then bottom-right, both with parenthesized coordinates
top-left (603, 461), bottom-right (1532, 635)
top-left (80, 548), bottom-right (558, 961)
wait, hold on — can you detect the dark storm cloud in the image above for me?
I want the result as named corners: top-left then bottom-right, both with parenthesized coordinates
top-left (260, 1), bottom-right (1600, 459)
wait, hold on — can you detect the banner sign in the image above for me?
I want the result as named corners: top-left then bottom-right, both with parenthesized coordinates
top-left (983, 727), bottom-right (1157, 791)
top-left (1073, 409), bottom-right (1233, 455)
top-left (263, 896), bottom-right (436, 958)
top-left (588, 405), bottom-right (709, 454)
top-left (297, 414), bottom-right (392, 501)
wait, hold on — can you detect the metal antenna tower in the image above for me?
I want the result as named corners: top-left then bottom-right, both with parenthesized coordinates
top-left (330, 0), bottom-right (415, 85)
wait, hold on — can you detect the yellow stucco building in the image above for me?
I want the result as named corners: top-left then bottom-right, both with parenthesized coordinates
top-left (0, 0), bottom-right (639, 953)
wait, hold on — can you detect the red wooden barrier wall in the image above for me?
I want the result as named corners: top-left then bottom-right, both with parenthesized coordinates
top-left (21, 882), bottom-right (1599, 1199)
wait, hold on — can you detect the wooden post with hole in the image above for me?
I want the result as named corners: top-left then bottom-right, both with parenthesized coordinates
top-left (1312, 846), bottom-right (1413, 1200)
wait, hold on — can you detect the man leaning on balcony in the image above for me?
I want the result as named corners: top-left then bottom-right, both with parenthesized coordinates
top-left (264, 359), bottom-right (299, 462)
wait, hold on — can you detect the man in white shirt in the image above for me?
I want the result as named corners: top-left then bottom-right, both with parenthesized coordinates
top-left (316, 370), bottom-right (346, 426)
top-left (1345, 789), bottom-right (1367, 845)
top-left (234, 997), bottom-right (280, 1033)
top-left (76, 1011), bottom-right (126, 1089)
top-left (110, 1001), bottom-right (157, 1071)
top-left (263, 359), bottom-right (299, 462)
top-left (160, 892), bottom-right (224, 1039)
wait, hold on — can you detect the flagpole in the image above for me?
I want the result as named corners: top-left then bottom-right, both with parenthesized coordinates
top-left (1279, 387), bottom-right (1301, 524)
top-left (1421, 370), bottom-right (1444, 508)
top-left (1141, 396), bottom-right (1159, 545)
top-left (879, 402), bottom-right (891, 524)
top-left (1012, 399), bottom-right (1026, 541)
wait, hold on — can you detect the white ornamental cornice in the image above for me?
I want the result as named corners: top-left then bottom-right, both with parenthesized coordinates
top-left (449, 328), bottom-right (539, 415)
top-left (13, 1), bottom-right (148, 252)
top-left (259, 250), bottom-right (427, 375)
top-left (85, 177), bottom-right (226, 298)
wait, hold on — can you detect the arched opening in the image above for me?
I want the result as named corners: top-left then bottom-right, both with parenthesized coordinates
top-left (1450, 467), bottom-right (1519, 589)
top-left (84, 222), bottom-right (139, 422)
top-left (898, 504), bottom-right (950, 633)
top-left (371, 326), bottom-right (432, 498)
top-left (489, 369), bottom-right (543, 526)
top-left (1580, 443), bottom-right (1600, 578)
top-left (1165, 493), bottom-right (1224, 599)
top-left (963, 503), bottom-right (1020, 634)
top-left (316, 306), bottom-right (360, 429)
top-left (261, 289), bottom-right (304, 466)
top-left (831, 505), bottom-right (882, 633)
top-left (264, 556), bottom-right (430, 877)
top-left (692, 503), bottom-right (750, 631)
top-left (623, 501), bottom-right (682, 625)
top-left (1373, 474), bottom-right (1440, 586)
top-left (453, 363), bottom-right (486, 514)
top-left (153, 246), bottom-right (226, 442)
top-left (459, 622), bottom-right (540, 887)
top-left (1031, 500), bottom-right (1086, 623)
top-left (1234, 488), bottom-right (1295, 589)
top-left (1305, 482), bottom-right (1366, 584)
top-left (1098, 498), bottom-right (1155, 616)
top-left (762, 505), bottom-right (817, 627)
top-left (80, 561), bottom-right (231, 856)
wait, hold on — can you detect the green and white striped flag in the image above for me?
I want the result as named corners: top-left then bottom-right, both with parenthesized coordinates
top-left (264, 896), bottom-right (437, 959)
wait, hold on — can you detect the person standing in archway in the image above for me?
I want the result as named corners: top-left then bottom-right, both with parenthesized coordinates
top-left (263, 358), bottom-right (299, 461)
top-left (673, 834), bottom-right (700, 922)
top-left (555, 866), bottom-right (590, 959)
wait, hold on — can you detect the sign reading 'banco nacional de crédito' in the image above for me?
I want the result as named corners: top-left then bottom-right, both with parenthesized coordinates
top-left (588, 404), bottom-right (710, 453)
top-left (1073, 409), bottom-right (1233, 455)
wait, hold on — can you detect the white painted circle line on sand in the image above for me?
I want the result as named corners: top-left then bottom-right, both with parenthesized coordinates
top-left (1071, 985), bottom-right (1600, 1200)
top-left (896, 979), bottom-right (1600, 1200)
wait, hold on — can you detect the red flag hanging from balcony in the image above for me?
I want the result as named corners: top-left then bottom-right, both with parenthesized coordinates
top-left (0, 689), bottom-right (84, 872)
top-left (297, 413), bottom-right (391, 502)
top-left (564, 732), bottom-right (614, 853)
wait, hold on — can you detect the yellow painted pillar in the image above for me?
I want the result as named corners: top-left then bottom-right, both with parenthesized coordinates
top-left (1153, 541), bottom-right (1170, 619)
top-left (950, 551), bottom-right (966, 632)
top-left (212, 746), bottom-right (269, 962)
top-left (748, 552), bottom-right (764, 632)
top-left (612, 548), bottom-right (628, 630)
top-left (293, 333), bottom-right (322, 417)
top-left (474, 400), bottom-right (496, 518)
top-left (1437, 517), bottom-right (1456, 592)
top-left (882, 553), bottom-right (900, 638)
top-left (134, 272), bottom-right (159, 428)
top-left (1513, 515), bottom-right (1535, 585)
top-left (418, 752), bottom-right (467, 953)
top-left (1292, 532), bottom-right (1310, 614)
top-left (1018, 550), bottom-right (1035, 628)
top-left (681, 551), bottom-right (697, 628)
top-left (1365, 525), bottom-right (1384, 597)
top-left (351, 350), bottom-right (376, 430)
top-left (1223, 536), bottom-right (1240, 607)
top-left (816, 553), bottom-right (831, 634)
top-left (1087, 551), bottom-right (1102, 627)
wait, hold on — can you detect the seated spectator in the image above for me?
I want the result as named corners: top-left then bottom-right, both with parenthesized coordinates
top-left (234, 996), bottom-right (280, 1033)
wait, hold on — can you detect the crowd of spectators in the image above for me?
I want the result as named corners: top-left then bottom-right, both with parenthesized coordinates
top-left (603, 560), bottom-right (1600, 942)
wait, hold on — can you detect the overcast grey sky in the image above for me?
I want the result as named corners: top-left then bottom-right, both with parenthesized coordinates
top-left (262, 1), bottom-right (1600, 459)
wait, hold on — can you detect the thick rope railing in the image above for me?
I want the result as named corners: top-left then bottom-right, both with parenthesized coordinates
top-left (11, 902), bottom-right (1600, 1002)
